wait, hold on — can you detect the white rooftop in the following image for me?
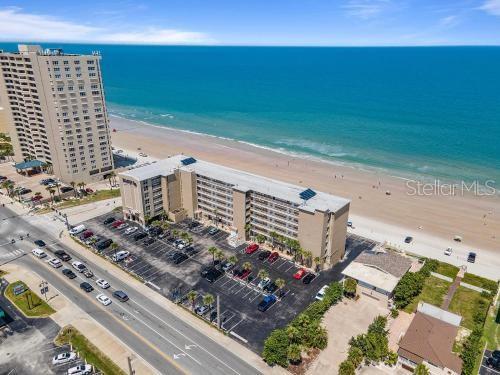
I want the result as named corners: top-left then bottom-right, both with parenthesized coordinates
top-left (119, 154), bottom-right (350, 213)
top-left (341, 262), bottom-right (400, 293)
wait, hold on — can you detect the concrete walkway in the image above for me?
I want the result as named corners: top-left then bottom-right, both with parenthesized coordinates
top-left (441, 267), bottom-right (465, 310)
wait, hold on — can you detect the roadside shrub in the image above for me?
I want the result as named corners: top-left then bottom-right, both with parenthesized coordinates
top-left (339, 360), bottom-right (356, 375)
top-left (287, 343), bottom-right (302, 364)
top-left (460, 327), bottom-right (483, 375)
top-left (347, 346), bottom-right (363, 368)
top-left (348, 315), bottom-right (390, 366)
top-left (384, 351), bottom-right (398, 367)
top-left (393, 270), bottom-right (425, 309)
top-left (390, 308), bottom-right (399, 318)
top-left (262, 328), bottom-right (290, 367)
top-left (344, 278), bottom-right (357, 297)
top-left (414, 363), bottom-right (430, 375)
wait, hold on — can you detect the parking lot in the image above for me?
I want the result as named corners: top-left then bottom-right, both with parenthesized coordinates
top-left (480, 349), bottom-right (500, 375)
top-left (0, 280), bottom-right (90, 375)
top-left (81, 214), bottom-right (377, 352)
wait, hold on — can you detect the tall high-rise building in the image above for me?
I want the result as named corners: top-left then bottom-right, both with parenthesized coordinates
top-left (0, 44), bottom-right (114, 182)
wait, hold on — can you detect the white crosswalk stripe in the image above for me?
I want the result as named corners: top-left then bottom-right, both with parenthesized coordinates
top-left (0, 248), bottom-right (25, 259)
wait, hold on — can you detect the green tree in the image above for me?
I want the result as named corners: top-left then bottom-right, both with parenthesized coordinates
top-left (275, 278), bottom-right (286, 292)
top-left (338, 360), bottom-right (356, 375)
top-left (347, 346), bottom-right (364, 368)
top-left (262, 328), bottom-right (290, 367)
top-left (69, 181), bottom-right (76, 197)
top-left (187, 290), bottom-right (198, 311)
top-left (107, 171), bottom-right (116, 189)
top-left (344, 278), bottom-right (357, 297)
top-left (384, 351), bottom-right (398, 367)
top-left (46, 187), bottom-right (56, 204)
top-left (242, 261), bottom-right (253, 273)
top-left (287, 343), bottom-right (302, 364)
top-left (215, 249), bottom-right (225, 263)
top-left (208, 246), bottom-right (218, 265)
top-left (460, 326), bottom-right (482, 375)
top-left (202, 293), bottom-right (215, 308)
top-left (255, 234), bottom-right (266, 244)
top-left (413, 363), bottom-right (429, 375)
top-left (302, 250), bottom-right (313, 267)
top-left (257, 269), bottom-right (269, 281)
top-left (110, 242), bottom-right (119, 256)
top-left (228, 255), bottom-right (238, 265)
top-left (314, 256), bottom-right (322, 272)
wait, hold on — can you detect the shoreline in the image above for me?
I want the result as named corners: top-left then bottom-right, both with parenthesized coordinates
top-left (109, 115), bottom-right (500, 280)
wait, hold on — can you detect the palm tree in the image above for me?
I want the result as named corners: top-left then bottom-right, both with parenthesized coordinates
top-left (54, 181), bottom-right (61, 197)
top-left (107, 171), bottom-right (116, 189)
top-left (161, 222), bottom-right (170, 231)
top-left (69, 181), bottom-right (76, 197)
top-left (275, 278), bottom-right (286, 294)
top-left (202, 293), bottom-right (215, 309)
top-left (255, 234), bottom-right (266, 244)
top-left (46, 187), bottom-right (56, 204)
top-left (228, 255), bottom-right (238, 265)
top-left (187, 290), bottom-right (198, 311)
top-left (110, 242), bottom-right (119, 257)
top-left (151, 220), bottom-right (161, 228)
top-left (302, 250), bottom-right (313, 267)
top-left (257, 269), bottom-right (269, 280)
top-left (172, 229), bottom-right (179, 238)
top-left (242, 262), bottom-right (252, 276)
top-left (77, 182), bottom-right (85, 196)
top-left (244, 223), bottom-right (252, 239)
top-left (215, 249), bottom-right (225, 263)
top-left (1, 180), bottom-right (13, 196)
top-left (208, 246), bottom-right (218, 265)
top-left (314, 256), bottom-right (321, 272)
top-left (269, 231), bottom-right (278, 249)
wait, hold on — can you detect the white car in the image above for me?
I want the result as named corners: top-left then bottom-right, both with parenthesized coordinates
top-left (71, 261), bottom-right (86, 273)
top-left (124, 227), bottom-right (138, 235)
top-left (258, 277), bottom-right (271, 290)
top-left (444, 247), bottom-right (453, 256)
top-left (52, 351), bottom-right (76, 365)
top-left (96, 279), bottom-right (110, 289)
top-left (96, 293), bottom-right (112, 306)
top-left (112, 250), bottom-right (129, 262)
top-left (31, 248), bottom-right (47, 258)
top-left (117, 223), bottom-right (128, 230)
top-left (48, 258), bottom-right (63, 268)
top-left (67, 364), bottom-right (92, 375)
top-left (315, 285), bottom-right (329, 301)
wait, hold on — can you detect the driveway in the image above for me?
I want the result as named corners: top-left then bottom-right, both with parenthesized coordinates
top-left (306, 295), bottom-right (389, 374)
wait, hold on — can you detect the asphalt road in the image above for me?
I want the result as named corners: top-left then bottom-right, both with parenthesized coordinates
top-left (0, 205), bottom-right (262, 375)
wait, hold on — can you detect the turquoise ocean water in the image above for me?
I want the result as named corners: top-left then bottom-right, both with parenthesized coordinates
top-left (2, 43), bottom-right (500, 184)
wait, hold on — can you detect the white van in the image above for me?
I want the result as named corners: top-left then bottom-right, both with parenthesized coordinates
top-left (69, 224), bottom-right (86, 236)
top-left (31, 248), bottom-right (47, 258)
top-left (112, 250), bottom-right (130, 262)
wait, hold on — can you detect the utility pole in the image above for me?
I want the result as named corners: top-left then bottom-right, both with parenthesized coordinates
top-left (216, 294), bottom-right (220, 329)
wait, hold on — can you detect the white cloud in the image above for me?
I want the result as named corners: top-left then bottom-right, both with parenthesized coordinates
top-left (480, 0), bottom-right (500, 16)
top-left (439, 15), bottom-right (459, 27)
top-left (0, 7), bottom-right (214, 45)
top-left (342, 0), bottom-right (391, 19)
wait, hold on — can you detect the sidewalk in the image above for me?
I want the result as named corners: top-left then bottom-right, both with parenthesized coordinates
top-left (1, 263), bottom-right (154, 375)
top-left (1, 194), bottom-right (286, 375)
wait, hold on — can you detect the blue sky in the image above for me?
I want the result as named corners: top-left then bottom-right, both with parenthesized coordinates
top-left (1, 0), bottom-right (500, 46)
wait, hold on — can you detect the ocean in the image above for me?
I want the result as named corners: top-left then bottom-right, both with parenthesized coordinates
top-left (2, 43), bottom-right (500, 184)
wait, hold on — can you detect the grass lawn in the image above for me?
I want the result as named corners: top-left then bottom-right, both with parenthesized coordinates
top-left (37, 189), bottom-right (121, 214)
top-left (461, 273), bottom-right (498, 294)
top-left (56, 326), bottom-right (126, 375)
top-left (434, 261), bottom-right (459, 279)
top-left (448, 286), bottom-right (491, 330)
top-left (5, 281), bottom-right (55, 317)
top-left (404, 276), bottom-right (451, 313)
top-left (483, 302), bottom-right (500, 350)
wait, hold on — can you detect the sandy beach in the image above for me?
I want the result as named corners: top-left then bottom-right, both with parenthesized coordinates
top-left (110, 115), bottom-right (500, 278)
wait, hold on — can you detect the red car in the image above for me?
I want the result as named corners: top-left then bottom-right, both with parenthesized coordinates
top-left (268, 252), bottom-right (279, 263)
top-left (82, 230), bottom-right (94, 239)
top-left (245, 243), bottom-right (259, 254)
top-left (112, 220), bottom-right (124, 228)
top-left (238, 269), bottom-right (251, 279)
top-left (31, 195), bottom-right (43, 201)
top-left (85, 188), bottom-right (94, 193)
top-left (293, 268), bottom-right (307, 280)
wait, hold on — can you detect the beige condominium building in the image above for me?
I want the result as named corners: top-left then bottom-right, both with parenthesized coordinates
top-left (119, 155), bottom-right (351, 268)
top-left (0, 44), bottom-right (113, 183)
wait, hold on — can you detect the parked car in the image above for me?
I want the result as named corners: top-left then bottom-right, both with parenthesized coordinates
top-left (221, 261), bottom-right (234, 272)
top-left (112, 250), bottom-right (129, 262)
top-left (48, 258), bottom-right (63, 268)
top-left (34, 239), bottom-right (46, 247)
top-left (205, 268), bottom-right (223, 282)
top-left (71, 261), bottom-right (86, 273)
top-left (245, 243), bottom-right (259, 254)
top-left (55, 250), bottom-right (71, 261)
top-left (67, 364), bottom-right (92, 375)
top-left (69, 224), bottom-right (86, 236)
top-left (487, 357), bottom-right (500, 370)
top-left (467, 252), bottom-right (476, 263)
top-left (103, 217), bottom-right (115, 225)
top-left (195, 305), bottom-right (210, 315)
top-left (112, 220), bottom-right (124, 228)
top-left (258, 295), bottom-right (277, 312)
top-left (124, 226), bottom-right (138, 235)
top-left (81, 230), bottom-right (93, 239)
top-left (264, 282), bottom-right (278, 294)
top-left (258, 250), bottom-right (271, 260)
top-left (96, 279), bottom-right (110, 289)
top-left (143, 237), bottom-right (155, 246)
top-left (444, 247), bottom-right (453, 256)
top-left (315, 285), bottom-right (329, 301)
top-left (258, 277), bottom-right (271, 289)
top-left (96, 293), bottom-right (112, 306)
top-left (52, 351), bottom-right (76, 365)
top-left (117, 223), bottom-right (128, 230)
top-left (96, 238), bottom-right (112, 250)
top-left (18, 188), bottom-right (32, 195)
top-left (293, 268), bottom-right (307, 280)
top-left (31, 248), bottom-right (47, 258)
top-left (113, 290), bottom-right (129, 302)
top-left (133, 232), bottom-right (147, 241)
top-left (80, 282), bottom-right (94, 292)
top-left (62, 268), bottom-right (77, 279)
top-left (268, 252), bottom-right (279, 263)
top-left (173, 253), bottom-right (189, 264)
top-left (31, 195), bottom-right (43, 202)
top-left (302, 273), bottom-right (316, 284)
top-left (201, 266), bottom-right (216, 278)
top-left (238, 269), bottom-right (251, 279)
top-left (404, 236), bottom-right (413, 244)
top-left (208, 227), bottom-right (219, 235)
top-left (60, 186), bottom-right (73, 193)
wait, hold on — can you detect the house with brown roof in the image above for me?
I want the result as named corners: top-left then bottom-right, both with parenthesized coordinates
top-left (398, 304), bottom-right (463, 374)
top-left (341, 248), bottom-right (412, 303)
